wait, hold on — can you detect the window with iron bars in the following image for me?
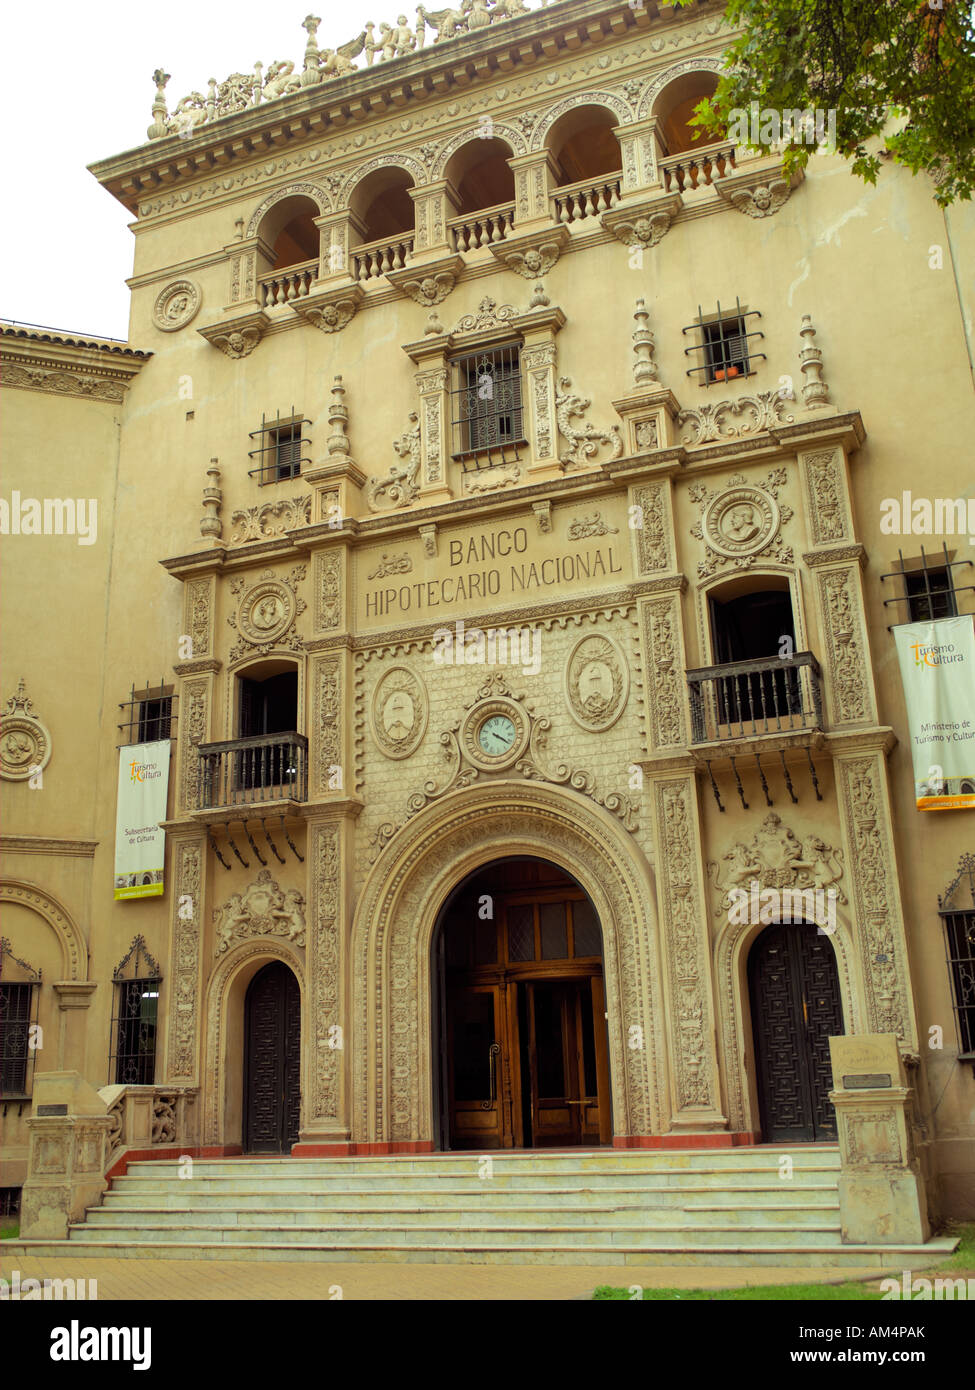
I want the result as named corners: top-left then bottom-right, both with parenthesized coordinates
top-left (248, 410), bottom-right (311, 485)
top-left (0, 941), bottom-right (41, 1098)
top-left (881, 544), bottom-right (973, 629)
top-left (450, 344), bottom-right (525, 466)
top-left (940, 855), bottom-right (975, 1062)
top-left (109, 937), bottom-right (162, 1086)
top-left (683, 299), bottom-right (765, 385)
top-left (118, 683), bottom-right (175, 747)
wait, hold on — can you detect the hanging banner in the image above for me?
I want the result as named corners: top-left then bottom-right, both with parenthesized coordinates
top-left (114, 741), bottom-right (170, 898)
top-left (893, 616), bottom-right (975, 811)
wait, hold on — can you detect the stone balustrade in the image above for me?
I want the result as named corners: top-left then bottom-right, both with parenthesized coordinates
top-left (352, 235), bottom-right (415, 281)
top-left (448, 204), bottom-right (516, 252)
top-left (259, 259), bottom-right (319, 307)
top-left (551, 174), bottom-right (622, 224)
top-left (659, 143), bottom-right (737, 193)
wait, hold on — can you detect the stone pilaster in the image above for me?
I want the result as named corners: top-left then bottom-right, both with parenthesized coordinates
top-left (509, 150), bottom-right (561, 230)
top-left (174, 666), bottom-right (217, 815)
top-left (226, 234), bottom-right (273, 310)
top-left (413, 357), bottom-right (451, 502)
top-left (808, 550), bottom-right (878, 726)
top-left (52, 982), bottom-right (97, 1072)
top-left (409, 179), bottom-right (457, 256)
top-left (629, 480), bottom-right (675, 575)
top-left (650, 774), bottom-right (727, 1132)
top-left (165, 831), bottom-right (207, 1083)
top-left (618, 116), bottom-right (662, 194)
top-left (638, 584), bottom-right (690, 753)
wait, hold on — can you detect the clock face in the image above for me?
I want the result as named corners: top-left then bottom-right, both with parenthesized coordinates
top-left (478, 714), bottom-right (516, 756)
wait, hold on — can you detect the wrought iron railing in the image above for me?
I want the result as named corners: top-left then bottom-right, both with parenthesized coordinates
top-left (687, 652), bottom-right (823, 743)
top-left (198, 732), bottom-right (308, 809)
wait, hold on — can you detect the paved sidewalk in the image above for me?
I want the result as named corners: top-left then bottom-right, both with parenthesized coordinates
top-left (0, 1254), bottom-right (888, 1300)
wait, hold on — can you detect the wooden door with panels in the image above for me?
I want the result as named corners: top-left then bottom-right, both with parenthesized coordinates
top-left (436, 859), bottom-right (612, 1151)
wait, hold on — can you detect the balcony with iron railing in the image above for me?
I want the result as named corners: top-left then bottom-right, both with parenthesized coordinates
top-left (687, 652), bottom-right (824, 748)
top-left (197, 732), bottom-right (308, 810)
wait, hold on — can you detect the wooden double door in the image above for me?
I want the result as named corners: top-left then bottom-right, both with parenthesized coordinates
top-left (444, 973), bottom-right (611, 1149)
top-left (243, 961), bottom-right (301, 1154)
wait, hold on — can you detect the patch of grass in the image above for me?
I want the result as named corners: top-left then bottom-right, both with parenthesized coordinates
top-left (593, 1223), bottom-right (975, 1301)
top-left (0, 1218), bottom-right (20, 1241)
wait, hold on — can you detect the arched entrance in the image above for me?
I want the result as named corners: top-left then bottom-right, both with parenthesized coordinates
top-left (243, 961), bottom-right (301, 1154)
top-left (433, 857), bottom-right (612, 1150)
top-left (748, 922), bottom-right (843, 1143)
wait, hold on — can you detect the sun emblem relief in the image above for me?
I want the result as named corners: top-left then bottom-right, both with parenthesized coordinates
top-left (228, 567), bottom-right (306, 661)
top-left (689, 469), bottom-right (794, 578)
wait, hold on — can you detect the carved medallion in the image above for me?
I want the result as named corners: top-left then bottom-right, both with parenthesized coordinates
top-left (565, 635), bottom-right (628, 732)
top-left (371, 667), bottom-right (428, 761)
top-left (152, 279), bottom-right (202, 332)
top-left (0, 679), bottom-right (52, 781)
top-left (689, 470), bottom-right (794, 577)
top-left (228, 566), bottom-right (306, 661)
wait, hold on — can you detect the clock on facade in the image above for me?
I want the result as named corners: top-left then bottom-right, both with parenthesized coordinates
top-left (478, 713), bottom-right (516, 756)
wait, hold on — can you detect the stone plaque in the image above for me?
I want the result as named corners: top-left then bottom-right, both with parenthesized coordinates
top-left (842, 1073), bottom-right (892, 1090)
top-left (36, 1103), bottom-right (69, 1116)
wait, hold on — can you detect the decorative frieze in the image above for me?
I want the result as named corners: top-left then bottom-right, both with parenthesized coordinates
top-left (801, 448), bottom-right (849, 544)
top-left (679, 391), bottom-right (795, 446)
top-left (631, 483), bottom-right (669, 573)
top-left (228, 496), bottom-right (310, 544)
top-left (184, 577), bottom-right (214, 658)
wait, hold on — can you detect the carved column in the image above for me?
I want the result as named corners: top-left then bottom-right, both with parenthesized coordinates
top-left (509, 150), bottom-right (561, 231)
top-left (226, 234), bottom-right (273, 310)
top-left (629, 479), bottom-right (675, 577)
top-left (520, 303), bottom-right (565, 481)
top-left (638, 583), bottom-right (690, 753)
top-left (834, 746), bottom-right (920, 1050)
top-left (650, 775), bottom-right (728, 1133)
top-left (315, 210), bottom-right (365, 285)
top-left (807, 549), bottom-right (879, 727)
top-left (405, 336), bottom-right (452, 503)
top-left (165, 831), bottom-right (208, 1084)
top-left (617, 116), bottom-right (662, 195)
top-left (409, 179), bottom-right (457, 257)
top-left (173, 660), bottom-right (219, 815)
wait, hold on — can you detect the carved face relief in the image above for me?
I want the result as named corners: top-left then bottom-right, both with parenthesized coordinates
top-left (565, 635), bottom-right (628, 732)
top-left (237, 578), bottom-right (295, 646)
top-left (152, 279), bottom-right (201, 332)
top-left (371, 667), bottom-right (428, 760)
top-left (704, 486), bottom-right (778, 560)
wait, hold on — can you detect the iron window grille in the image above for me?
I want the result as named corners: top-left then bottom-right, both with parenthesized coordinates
top-left (939, 854), bottom-right (975, 1063)
top-left (0, 938), bottom-right (41, 1099)
top-left (881, 543), bottom-right (973, 628)
top-left (118, 682), bottom-right (175, 747)
top-left (248, 410), bottom-right (311, 485)
top-left (449, 343), bottom-right (526, 470)
top-left (109, 936), bottom-right (162, 1086)
top-left (683, 298), bottom-right (765, 384)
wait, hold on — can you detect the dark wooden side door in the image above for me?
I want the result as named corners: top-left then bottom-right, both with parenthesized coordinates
top-left (523, 979), bottom-right (605, 1147)
top-left (749, 922), bottom-right (843, 1143)
top-left (244, 961), bottom-right (301, 1153)
top-left (445, 983), bottom-right (509, 1150)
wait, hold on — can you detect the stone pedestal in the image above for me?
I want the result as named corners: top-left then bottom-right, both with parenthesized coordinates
top-left (830, 1034), bottom-right (931, 1245)
top-left (20, 1072), bottom-right (112, 1240)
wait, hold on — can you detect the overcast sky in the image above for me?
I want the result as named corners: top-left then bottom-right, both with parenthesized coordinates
top-left (1, 0), bottom-right (438, 341)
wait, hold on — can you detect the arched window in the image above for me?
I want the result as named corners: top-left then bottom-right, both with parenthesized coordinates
top-left (547, 104), bottom-right (622, 185)
top-left (257, 195), bottom-right (322, 272)
top-left (444, 139), bottom-right (516, 249)
top-left (349, 167), bottom-right (416, 245)
top-left (653, 71), bottom-right (721, 156)
top-left (110, 936), bottom-right (162, 1086)
top-left (0, 937), bottom-right (41, 1098)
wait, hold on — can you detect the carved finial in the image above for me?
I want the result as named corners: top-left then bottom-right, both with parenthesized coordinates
top-left (529, 280), bottom-right (549, 309)
top-left (301, 15), bottom-right (323, 86)
top-left (799, 313), bottom-right (830, 410)
top-left (424, 308), bottom-right (445, 335)
top-left (5, 678), bottom-right (33, 716)
top-left (200, 459), bottom-right (223, 540)
top-left (632, 297), bottom-right (659, 386)
top-left (327, 375), bottom-right (351, 456)
top-left (147, 69), bottom-right (171, 141)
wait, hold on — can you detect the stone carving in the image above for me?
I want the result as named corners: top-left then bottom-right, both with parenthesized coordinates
top-left (657, 780), bottom-right (713, 1109)
top-left (315, 658), bottom-right (342, 792)
top-left (186, 579), bottom-right (212, 658)
top-left (416, 4), bottom-right (469, 43)
top-left (310, 822), bottom-right (341, 1119)
top-left (607, 210), bottom-right (676, 249)
top-left (454, 296), bottom-right (518, 334)
top-left (228, 496), bottom-right (310, 544)
top-left (152, 279), bottom-right (201, 332)
top-left (403, 673), bottom-right (638, 829)
top-left (199, 462), bottom-right (222, 541)
top-left (567, 511), bottom-right (619, 541)
top-left (503, 241), bottom-right (563, 279)
top-left (631, 298), bottom-right (658, 385)
top-left (679, 391), bottom-right (795, 446)
top-left (180, 680), bottom-right (208, 811)
top-left (635, 419), bottom-right (658, 449)
top-left (151, 1094), bottom-right (178, 1145)
top-left (366, 414), bottom-right (421, 511)
top-left (642, 597), bottom-right (685, 748)
top-left (716, 178), bottom-right (794, 218)
top-left (464, 462), bottom-right (522, 493)
top-left (804, 450), bottom-right (846, 544)
top-left (565, 634), bottom-right (629, 733)
top-left (397, 272), bottom-right (458, 306)
top-left (169, 842), bottom-right (202, 1078)
top-left (708, 812), bottom-right (846, 910)
top-left (419, 525), bottom-right (438, 558)
top-left (298, 298), bottom-right (359, 334)
top-left (371, 666), bottom-right (429, 759)
top-left (556, 377), bottom-right (623, 471)
top-left (316, 552), bottom-right (342, 630)
top-left (228, 567), bottom-right (306, 662)
top-left (206, 326), bottom-right (263, 359)
top-left (799, 313), bottom-right (831, 409)
top-left (531, 501), bottom-right (552, 534)
top-left (368, 552), bottom-right (413, 579)
top-left (689, 469), bottom-right (793, 578)
top-left (0, 679), bottom-right (52, 782)
top-left (819, 568), bottom-right (869, 723)
top-left (0, 364), bottom-right (126, 401)
top-left (633, 483), bottom-right (668, 572)
top-left (845, 1110), bottom-right (902, 1166)
top-left (213, 870), bottom-right (306, 954)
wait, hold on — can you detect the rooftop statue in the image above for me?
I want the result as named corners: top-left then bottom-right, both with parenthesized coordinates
top-left (147, 3), bottom-right (555, 141)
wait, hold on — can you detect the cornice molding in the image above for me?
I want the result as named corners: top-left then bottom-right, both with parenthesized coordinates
top-left (0, 836), bottom-right (99, 858)
top-left (0, 330), bottom-right (151, 400)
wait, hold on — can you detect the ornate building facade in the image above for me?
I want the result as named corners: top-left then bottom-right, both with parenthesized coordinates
top-left (2, 0), bottom-right (973, 1232)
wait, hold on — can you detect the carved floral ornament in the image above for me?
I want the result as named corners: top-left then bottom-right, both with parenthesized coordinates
top-left (213, 869), bottom-right (306, 954)
top-left (227, 566), bottom-right (307, 662)
top-left (689, 469), bottom-right (794, 579)
top-left (0, 679), bottom-right (52, 782)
